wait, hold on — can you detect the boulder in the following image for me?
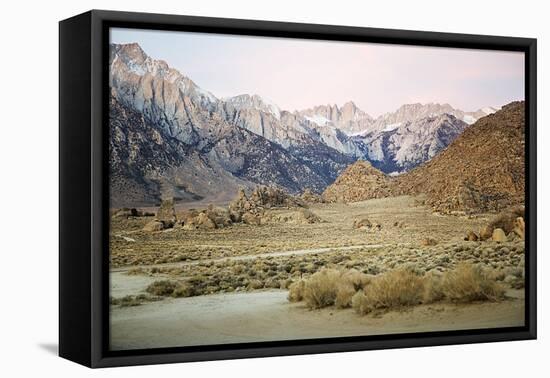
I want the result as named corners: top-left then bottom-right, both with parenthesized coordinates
top-left (295, 209), bottom-right (322, 224)
top-left (464, 230), bottom-right (479, 241)
top-left (143, 220), bottom-right (164, 232)
top-left (242, 212), bottom-right (261, 225)
top-left (354, 218), bottom-right (372, 229)
top-left (491, 228), bottom-right (507, 242)
top-left (206, 205), bottom-right (232, 227)
top-left (157, 198), bottom-right (177, 227)
top-left (421, 238), bottom-right (438, 246)
top-left (479, 225), bottom-right (494, 241)
top-left (513, 217), bottom-right (525, 240)
top-left (196, 212), bottom-right (217, 229)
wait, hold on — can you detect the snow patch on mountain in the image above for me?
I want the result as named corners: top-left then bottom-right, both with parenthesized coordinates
top-left (382, 122), bottom-right (402, 132)
top-left (305, 114), bottom-right (331, 126)
top-left (462, 115), bottom-right (476, 124)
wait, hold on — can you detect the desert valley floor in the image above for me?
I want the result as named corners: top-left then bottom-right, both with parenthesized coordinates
top-left (109, 195), bottom-right (525, 350)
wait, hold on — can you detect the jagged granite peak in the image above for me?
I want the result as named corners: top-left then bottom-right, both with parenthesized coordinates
top-left (356, 113), bottom-right (469, 173)
top-left (368, 102), bottom-right (500, 133)
top-left (224, 94), bottom-right (281, 120)
top-left (109, 40), bottom-right (504, 201)
top-left (393, 101), bottom-right (525, 213)
top-left (298, 101), bottom-right (374, 134)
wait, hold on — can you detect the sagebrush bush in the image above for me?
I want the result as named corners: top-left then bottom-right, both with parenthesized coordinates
top-left (423, 272), bottom-right (445, 304)
top-left (351, 290), bottom-right (369, 315)
top-left (341, 269), bottom-right (372, 291)
top-left (172, 283), bottom-right (195, 298)
top-left (146, 280), bottom-right (177, 296)
top-left (440, 263), bottom-right (505, 302)
top-left (303, 269), bottom-right (342, 309)
top-left (361, 269), bottom-right (425, 313)
top-left (287, 279), bottom-right (306, 302)
top-left (335, 283), bottom-right (356, 308)
top-left (289, 263), bottom-right (505, 314)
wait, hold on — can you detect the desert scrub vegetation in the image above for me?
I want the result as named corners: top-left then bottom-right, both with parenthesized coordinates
top-left (289, 263), bottom-right (507, 315)
top-left (438, 263), bottom-right (505, 302)
top-left (352, 269), bottom-right (424, 314)
top-left (120, 239), bottom-right (523, 298)
top-left (110, 294), bottom-right (163, 307)
top-left (287, 268), bottom-right (372, 309)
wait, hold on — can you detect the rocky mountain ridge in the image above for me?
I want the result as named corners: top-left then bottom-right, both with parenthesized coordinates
top-left (109, 42), bottom-right (511, 206)
top-left (392, 101), bottom-right (525, 213)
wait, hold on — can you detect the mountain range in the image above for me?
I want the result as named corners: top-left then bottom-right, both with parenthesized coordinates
top-left (109, 42), bottom-right (502, 206)
top-left (322, 101), bottom-right (525, 213)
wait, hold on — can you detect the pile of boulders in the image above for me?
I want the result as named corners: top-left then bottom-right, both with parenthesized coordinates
top-left (179, 205), bottom-right (233, 230)
top-left (228, 186), bottom-right (307, 223)
top-left (261, 208), bottom-right (323, 225)
top-left (142, 186), bottom-right (322, 232)
top-left (323, 161), bottom-right (392, 203)
top-left (142, 198), bottom-right (178, 232)
top-left (465, 207), bottom-right (525, 242)
top-left (300, 188), bottom-right (323, 204)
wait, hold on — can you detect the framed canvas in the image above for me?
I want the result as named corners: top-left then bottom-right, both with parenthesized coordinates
top-left (59, 10), bottom-right (537, 368)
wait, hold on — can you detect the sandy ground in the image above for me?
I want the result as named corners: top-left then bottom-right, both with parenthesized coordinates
top-left (110, 289), bottom-right (524, 350)
top-left (109, 195), bottom-right (525, 350)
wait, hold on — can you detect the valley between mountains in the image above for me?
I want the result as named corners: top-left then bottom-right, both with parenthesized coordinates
top-left (108, 42), bottom-right (526, 350)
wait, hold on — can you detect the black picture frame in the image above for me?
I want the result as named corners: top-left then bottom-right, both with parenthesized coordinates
top-left (59, 9), bottom-right (537, 368)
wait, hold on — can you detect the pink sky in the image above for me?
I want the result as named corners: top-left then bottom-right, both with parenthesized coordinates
top-left (111, 28), bottom-right (525, 116)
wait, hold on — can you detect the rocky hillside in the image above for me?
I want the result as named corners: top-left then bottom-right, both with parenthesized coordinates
top-left (109, 42), bottom-right (510, 206)
top-left (393, 101), bottom-right (525, 213)
top-left (109, 44), bottom-right (354, 206)
top-left (322, 161), bottom-right (392, 203)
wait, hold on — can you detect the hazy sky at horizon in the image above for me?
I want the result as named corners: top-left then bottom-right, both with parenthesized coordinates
top-left (111, 28), bottom-right (524, 117)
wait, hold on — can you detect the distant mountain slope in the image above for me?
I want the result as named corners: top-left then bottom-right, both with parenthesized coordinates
top-left (109, 44), bottom-right (354, 205)
top-left (355, 114), bottom-right (469, 173)
top-left (393, 101), bottom-right (525, 213)
top-left (108, 42), bottom-right (513, 206)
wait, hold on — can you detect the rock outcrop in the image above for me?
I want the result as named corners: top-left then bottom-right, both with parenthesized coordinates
top-left (393, 102), bottom-right (525, 213)
top-left (322, 161), bottom-right (392, 203)
top-left (157, 198), bottom-right (177, 227)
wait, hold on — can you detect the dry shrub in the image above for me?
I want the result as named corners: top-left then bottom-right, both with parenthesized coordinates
top-left (351, 291), bottom-right (369, 315)
top-left (342, 269), bottom-right (372, 291)
top-left (126, 267), bottom-right (147, 276)
top-left (172, 283), bottom-right (195, 298)
top-left (287, 279), bottom-right (306, 302)
top-left (302, 268), bottom-right (372, 309)
top-left (303, 269), bottom-right (342, 309)
top-left (146, 280), bottom-right (177, 296)
top-left (335, 283), bottom-right (357, 308)
top-left (423, 272), bottom-right (445, 304)
top-left (440, 263), bottom-right (505, 302)
top-left (360, 269), bottom-right (425, 313)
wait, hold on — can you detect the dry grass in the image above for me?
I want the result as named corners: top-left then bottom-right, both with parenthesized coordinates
top-left (288, 279), bottom-right (306, 302)
top-left (146, 280), bottom-right (178, 296)
top-left (352, 269), bottom-right (424, 314)
top-left (302, 269), bottom-right (341, 309)
top-left (290, 263), bottom-right (507, 315)
top-left (295, 268), bottom-right (372, 309)
top-left (110, 294), bottom-right (162, 307)
top-left (440, 263), bottom-right (505, 302)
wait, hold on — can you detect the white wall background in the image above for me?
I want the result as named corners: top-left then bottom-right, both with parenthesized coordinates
top-left (0, 0), bottom-right (546, 376)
